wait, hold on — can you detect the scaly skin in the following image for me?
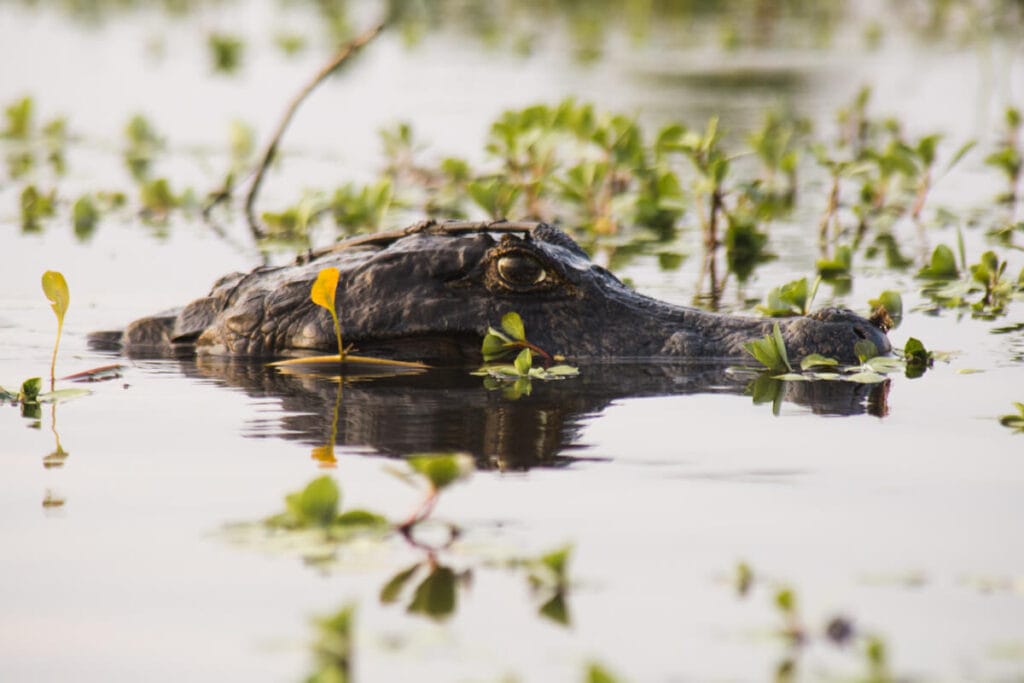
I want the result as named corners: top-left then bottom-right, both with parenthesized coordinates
top-left (99, 221), bottom-right (891, 365)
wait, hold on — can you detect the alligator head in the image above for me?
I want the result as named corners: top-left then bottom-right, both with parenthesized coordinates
top-left (99, 221), bottom-right (891, 364)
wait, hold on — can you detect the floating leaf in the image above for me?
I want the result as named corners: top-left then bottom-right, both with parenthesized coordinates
top-left (800, 354), bottom-right (839, 371)
top-left (37, 388), bottom-right (91, 403)
top-left (844, 371), bottom-right (888, 384)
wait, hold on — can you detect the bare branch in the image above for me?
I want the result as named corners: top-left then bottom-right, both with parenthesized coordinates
top-left (245, 22), bottom-right (386, 241)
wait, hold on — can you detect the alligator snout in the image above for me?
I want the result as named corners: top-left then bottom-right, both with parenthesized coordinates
top-left (781, 307), bottom-right (892, 363)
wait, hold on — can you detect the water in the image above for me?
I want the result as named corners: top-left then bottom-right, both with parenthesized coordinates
top-left (2, 2), bottom-right (1024, 681)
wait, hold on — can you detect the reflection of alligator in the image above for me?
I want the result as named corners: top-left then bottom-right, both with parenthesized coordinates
top-left (183, 357), bottom-right (889, 470)
top-left (95, 221), bottom-right (890, 364)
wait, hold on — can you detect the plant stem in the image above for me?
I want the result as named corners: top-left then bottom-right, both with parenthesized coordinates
top-left (49, 318), bottom-right (62, 392)
top-left (245, 22), bottom-right (386, 241)
top-left (331, 310), bottom-right (345, 360)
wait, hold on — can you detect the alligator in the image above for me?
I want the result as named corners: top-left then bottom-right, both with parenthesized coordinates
top-left (93, 220), bottom-right (891, 364)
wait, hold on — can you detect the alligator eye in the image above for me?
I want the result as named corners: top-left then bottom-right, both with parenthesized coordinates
top-left (496, 253), bottom-right (548, 287)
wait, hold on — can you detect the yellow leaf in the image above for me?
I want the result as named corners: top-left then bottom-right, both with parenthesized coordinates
top-left (311, 267), bottom-right (340, 313)
top-left (41, 270), bottom-right (69, 392)
top-left (42, 270), bottom-right (69, 322)
top-left (311, 267), bottom-right (343, 357)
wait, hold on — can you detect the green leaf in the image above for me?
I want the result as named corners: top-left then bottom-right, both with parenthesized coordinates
top-left (816, 245), bottom-right (853, 279)
top-left (903, 337), bottom-right (933, 378)
top-left (864, 356), bottom-right (904, 374)
top-left (943, 139), bottom-right (976, 175)
top-left (542, 365), bottom-right (580, 377)
top-left (19, 377), bottom-right (41, 403)
top-left (285, 476), bottom-right (340, 528)
top-left (774, 587), bottom-right (796, 614)
top-left (537, 591), bottom-right (570, 625)
top-left (72, 196), bottom-right (99, 238)
top-left (868, 290), bottom-right (903, 328)
top-left (844, 371), bottom-right (888, 384)
top-left (380, 563), bottom-right (421, 604)
top-left (540, 545), bottom-right (571, 582)
top-left (37, 388), bottom-right (91, 403)
top-left (481, 331), bottom-right (510, 361)
top-left (854, 340), bottom-right (880, 363)
top-left (500, 311), bottom-right (527, 341)
top-left (407, 565), bottom-right (457, 620)
top-left (334, 509), bottom-right (389, 529)
top-left (513, 347), bottom-right (533, 376)
top-left (407, 453), bottom-right (474, 491)
top-left (742, 323), bottom-right (792, 374)
top-left (918, 244), bottom-right (959, 280)
top-left (586, 662), bottom-right (623, 683)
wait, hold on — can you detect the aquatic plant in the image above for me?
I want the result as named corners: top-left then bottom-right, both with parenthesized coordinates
top-left (305, 603), bottom-right (355, 683)
top-left (312, 267), bottom-right (345, 358)
top-left (731, 561), bottom-right (895, 682)
top-left (41, 271), bottom-right (69, 391)
top-left (984, 106), bottom-right (1022, 206)
top-left (475, 312), bottom-right (579, 398)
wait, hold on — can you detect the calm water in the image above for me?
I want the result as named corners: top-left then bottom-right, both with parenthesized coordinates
top-left (2, 2), bottom-right (1024, 681)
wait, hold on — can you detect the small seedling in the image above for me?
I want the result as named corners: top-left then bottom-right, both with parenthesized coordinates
top-left (271, 267), bottom-right (428, 372)
top-left (41, 271), bottom-right (69, 391)
top-left (311, 267), bottom-right (344, 358)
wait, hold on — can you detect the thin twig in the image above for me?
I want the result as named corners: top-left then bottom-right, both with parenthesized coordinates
top-left (245, 22), bottom-right (386, 241)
